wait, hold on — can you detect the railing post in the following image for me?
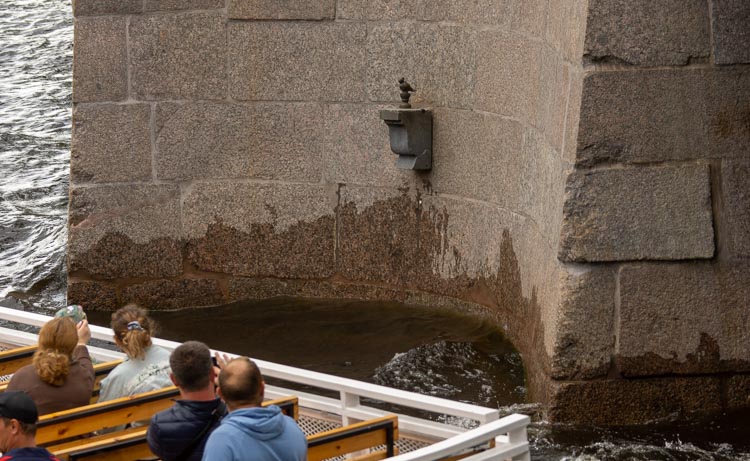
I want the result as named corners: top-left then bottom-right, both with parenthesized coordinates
top-left (507, 425), bottom-right (530, 461)
top-left (340, 391), bottom-right (360, 426)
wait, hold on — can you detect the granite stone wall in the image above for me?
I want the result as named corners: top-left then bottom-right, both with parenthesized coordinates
top-left (67, 0), bottom-right (749, 424)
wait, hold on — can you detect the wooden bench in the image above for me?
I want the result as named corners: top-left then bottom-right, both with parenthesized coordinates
top-left (0, 345), bottom-right (37, 377)
top-left (48, 396), bottom-right (300, 461)
top-left (308, 415), bottom-right (399, 461)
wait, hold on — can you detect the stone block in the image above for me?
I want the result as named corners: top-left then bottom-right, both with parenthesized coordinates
top-left (563, 70), bottom-right (583, 164)
top-left (72, 16), bottom-right (127, 102)
top-left (73, 0), bottom-right (142, 16)
top-left (367, 23), bottom-right (476, 109)
top-left (561, 0), bottom-right (589, 64)
top-left (476, 29), bottom-right (541, 121)
top-left (229, 22), bottom-right (366, 102)
top-left (584, 0), bottom-right (710, 66)
top-left (67, 280), bottom-right (119, 311)
top-left (183, 182), bottom-right (336, 279)
top-left (728, 374), bottom-right (750, 409)
top-left (618, 262), bottom-right (750, 376)
top-left (536, 46), bottom-right (569, 151)
top-left (130, 12), bottom-right (226, 100)
top-left (548, 376), bottom-right (722, 425)
top-left (711, 0), bottom-right (750, 64)
top-left (508, 0), bottom-right (547, 38)
top-left (321, 104), bottom-right (411, 186)
top-left (121, 279), bottom-right (226, 310)
top-left (71, 104), bottom-right (152, 183)
top-left (155, 102), bottom-right (325, 182)
top-left (229, 0), bottom-right (335, 19)
top-left (577, 67), bottom-right (750, 166)
top-left (551, 266), bottom-right (615, 379)
top-left (68, 184), bottom-right (183, 278)
top-left (722, 160), bottom-right (750, 259)
top-left (559, 164), bottom-right (715, 262)
top-left (144, 0), bottom-right (224, 11)
top-left (430, 109), bottom-right (525, 210)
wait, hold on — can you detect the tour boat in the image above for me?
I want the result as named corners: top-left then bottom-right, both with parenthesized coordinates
top-left (0, 306), bottom-right (530, 461)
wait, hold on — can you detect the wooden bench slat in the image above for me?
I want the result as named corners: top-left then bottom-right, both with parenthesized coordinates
top-left (307, 415), bottom-right (399, 461)
top-left (0, 345), bottom-right (38, 377)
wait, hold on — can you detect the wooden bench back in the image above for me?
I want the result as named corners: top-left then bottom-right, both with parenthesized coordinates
top-left (51, 395), bottom-right (300, 461)
top-left (0, 345), bottom-right (37, 377)
top-left (307, 414), bottom-right (399, 461)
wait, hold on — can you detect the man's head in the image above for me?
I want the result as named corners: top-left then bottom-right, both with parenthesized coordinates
top-left (217, 357), bottom-right (264, 410)
top-left (169, 341), bottom-right (214, 393)
top-left (0, 391), bottom-right (39, 452)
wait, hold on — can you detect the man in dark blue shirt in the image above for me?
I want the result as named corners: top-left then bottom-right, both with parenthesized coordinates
top-left (0, 391), bottom-right (60, 461)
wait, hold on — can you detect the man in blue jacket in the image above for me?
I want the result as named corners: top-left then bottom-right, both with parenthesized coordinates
top-left (147, 341), bottom-right (227, 461)
top-left (201, 357), bottom-right (307, 461)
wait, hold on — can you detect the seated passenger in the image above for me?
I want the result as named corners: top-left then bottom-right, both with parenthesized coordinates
top-left (147, 341), bottom-right (227, 461)
top-left (7, 317), bottom-right (94, 415)
top-left (98, 304), bottom-right (171, 402)
top-left (202, 357), bottom-right (306, 461)
top-left (0, 391), bottom-right (62, 460)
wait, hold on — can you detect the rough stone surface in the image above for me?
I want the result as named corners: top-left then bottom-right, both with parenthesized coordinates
top-left (68, 185), bottom-right (182, 278)
top-left (520, 129), bottom-right (564, 245)
top-left (71, 104), bottom-right (152, 183)
top-left (722, 160), bottom-right (750, 259)
top-left (577, 67), bottom-right (750, 166)
top-left (121, 279), bottom-right (226, 310)
top-left (618, 263), bottom-right (750, 376)
top-left (144, 0), bottom-right (224, 11)
top-left (430, 109), bottom-right (525, 210)
top-left (73, 0), bottom-right (142, 16)
top-left (711, 0), bottom-right (750, 64)
top-left (584, 0), bottom-right (710, 66)
top-left (229, 0), bottom-right (335, 19)
top-left (67, 280), bottom-right (119, 311)
top-left (72, 17), bottom-right (127, 102)
top-left (559, 164), bottom-right (715, 262)
top-left (130, 12), bottom-right (226, 100)
top-left (321, 104), bottom-right (411, 187)
top-left (728, 374), bottom-right (750, 409)
top-left (536, 46), bottom-right (569, 151)
top-left (155, 102), bottom-right (325, 182)
top-left (367, 23), bottom-right (476, 109)
top-left (476, 29), bottom-right (540, 121)
top-left (229, 23), bottom-right (366, 102)
top-left (551, 266), bottom-right (615, 380)
top-left (551, 0), bottom-right (589, 63)
top-left (183, 182), bottom-right (336, 279)
top-left (563, 70), bottom-right (583, 164)
top-left (547, 376), bottom-right (722, 425)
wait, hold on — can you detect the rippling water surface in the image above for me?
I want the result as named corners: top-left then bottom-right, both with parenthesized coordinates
top-left (1, 1), bottom-right (749, 460)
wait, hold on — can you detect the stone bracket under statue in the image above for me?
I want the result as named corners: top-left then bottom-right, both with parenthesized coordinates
top-left (379, 78), bottom-right (433, 171)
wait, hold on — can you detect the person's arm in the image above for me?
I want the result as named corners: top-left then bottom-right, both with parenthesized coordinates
top-left (146, 417), bottom-right (164, 458)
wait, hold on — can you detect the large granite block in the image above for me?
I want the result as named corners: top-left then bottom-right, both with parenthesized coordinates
top-left (550, 0), bottom-right (589, 63)
top-left (229, 23), bottom-right (366, 102)
top-left (67, 280), bottom-right (119, 311)
top-left (155, 102), bottom-right (324, 182)
top-left (72, 16), bottom-right (127, 102)
top-left (559, 164), bottom-right (715, 262)
top-left (548, 376), bottom-right (722, 425)
top-left (121, 279), bottom-right (226, 310)
top-left (476, 29), bottom-right (541, 121)
top-left (584, 0), bottom-right (710, 66)
top-left (430, 109), bottom-right (525, 209)
top-left (563, 70), bottom-right (583, 163)
top-left (711, 0), bottom-right (750, 64)
top-left (722, 160), bottom-right (750, 259)
top-left (183, 182), bottom-right (336, 278)
top-left (71, 104), bottom-right (152, 183)
top-left (73, 0), bottom-right (142, 16)
top-left (520, 129), bottom-right (564, 243)
top-left (551, 266), bottom-right (615, 379)
top-left (130, 12), bottom-right (226, 100)
top-left (618, 263), bottom-right (750, 376)
top-left (144, 0), bottom-right (224, 11)
top-left (321, 104), bottom-right (411, 186)
top-left (577, 67), bottom-right (750, 166)
top-left (536, 47), bottom-right (569, 151)
top-left (367, 23), bottom-right (476, 109)
top-left (68, 185), bottom-right (183, 278)
top-left (229, 0), bottom-right (335, 19)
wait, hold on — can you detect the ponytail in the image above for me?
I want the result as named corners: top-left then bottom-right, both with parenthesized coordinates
top-left (111, 304), bottom-right (157, 360)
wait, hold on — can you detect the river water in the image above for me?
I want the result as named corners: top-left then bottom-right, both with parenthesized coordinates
top-left (1, 1), bottom-right (749, 459)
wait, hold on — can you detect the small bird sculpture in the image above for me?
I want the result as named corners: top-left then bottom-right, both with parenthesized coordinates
top-left (398, 77), bottom-right (415, 108)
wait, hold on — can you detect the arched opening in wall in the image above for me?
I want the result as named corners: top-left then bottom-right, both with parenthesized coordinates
top-left (87, 297), bottom-right (527, 413)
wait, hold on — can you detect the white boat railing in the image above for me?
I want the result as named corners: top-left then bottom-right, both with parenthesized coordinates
top-left (0, 306), bottom-right (531, 461)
